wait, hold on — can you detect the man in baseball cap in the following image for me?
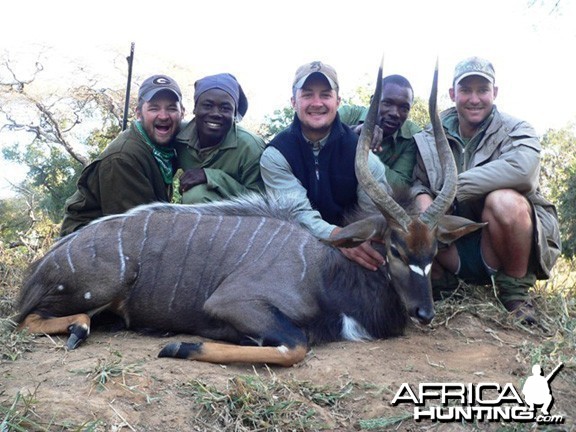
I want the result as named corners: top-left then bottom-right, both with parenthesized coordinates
top-left (452, 56), bottom-right (496, 86)
top-left (412, 56), bottom-right (561, 325)
top-left (61, 74), bottom-right (185, 236)
top-left (260, 60), bottom-right (390, 272)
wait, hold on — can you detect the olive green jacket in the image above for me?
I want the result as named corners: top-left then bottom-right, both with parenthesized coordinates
top-left (60, 123), bottom-right (173, 236)
top-left (175, 120), bottom-right (265, 204)
top-left (338, 105), bottom-right (420, 188)
top-left (375, 120), bottom-right (421, 188)
top-left (413, 107), bottom-right (561, 278)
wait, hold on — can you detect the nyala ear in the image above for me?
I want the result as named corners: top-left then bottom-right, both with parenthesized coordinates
top-left (323, 216), bottom-right (386, 248)
top-left (436, 214), bottom-right (487, 245)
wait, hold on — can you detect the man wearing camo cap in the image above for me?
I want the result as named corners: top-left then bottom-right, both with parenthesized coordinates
top-left (61, 74), bottom-right (185, 235)
top-left (412, 56), bottom-right (561, 324)
top-left (260, 60), bottom-right (390, 271)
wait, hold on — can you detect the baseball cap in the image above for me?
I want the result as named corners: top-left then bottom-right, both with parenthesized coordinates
top-left (139, 74), bottom-right (182, 102)
top-left (453, 57), bottom-right (495, 86)
top-left (293, 61), bottom-right (339, 90)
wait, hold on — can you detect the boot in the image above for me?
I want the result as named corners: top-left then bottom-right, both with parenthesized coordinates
top-left (492, 272), bottom-right (537, 325)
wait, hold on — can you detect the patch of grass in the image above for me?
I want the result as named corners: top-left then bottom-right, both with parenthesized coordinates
top-left (177, 367), bottom-right (353, 431)
top-left (432, 259), bottom-right (576, 409)
top-left (0, 240), bottom-right (51, 311)
top-left (0, 388), bottom-right (102, 432)
top-left (70, 350), bottom-right (144, 393)
top-left (0, 318), bottom-right (34, 361)
top-left (356, 412), bottom-right (412, 430)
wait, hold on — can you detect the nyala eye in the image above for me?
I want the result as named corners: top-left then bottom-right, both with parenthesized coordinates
top-left (390, 246), bottom-right (402, 259)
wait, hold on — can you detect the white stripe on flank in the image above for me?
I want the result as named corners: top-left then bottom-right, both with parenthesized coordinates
top-left (65, 234), bottom-right (76, 273)
top-left (235, 217), bottom-right (267, 265)
top-left (341, 314), bottom-right (373, 341)
top-left (169, 214), bottom-right (202, 311)
top-left (222, 216), bottom-right (243, 251)
top-left (137, 211), bottom-right (153, 263)
top-left (117, 220), bottom-right (127, 282)
top-left (298, 235), bottom-right (308, 281)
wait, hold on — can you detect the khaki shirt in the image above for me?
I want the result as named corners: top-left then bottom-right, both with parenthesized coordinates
top-left (413, 106), bottom-right (561, 278)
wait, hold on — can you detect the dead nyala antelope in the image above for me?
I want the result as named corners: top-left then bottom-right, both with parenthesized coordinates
top-left (16, 62), bottom-right (483, 367)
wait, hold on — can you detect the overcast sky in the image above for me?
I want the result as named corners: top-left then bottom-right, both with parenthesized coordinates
top-left (1, 0), bottom-right (575, 197)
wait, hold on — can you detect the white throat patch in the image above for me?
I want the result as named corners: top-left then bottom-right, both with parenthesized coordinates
top-left (341, 314), bottom-right (373, 341)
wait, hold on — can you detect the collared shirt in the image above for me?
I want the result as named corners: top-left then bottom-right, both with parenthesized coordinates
top-left (443, 108), bottom-right (495, 172)
top-left (175, 119), bottom-right (265, 204)
top-left (307, 133), bottom-right (329, 154)
top-left (305, 133), bottom-right (329, 180)
top-left (373, 120), bottom-right (421, 187)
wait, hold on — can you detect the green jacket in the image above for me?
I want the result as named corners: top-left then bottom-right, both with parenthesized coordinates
top-left (338, 105), bottom-right (367, 125)
top-left (338, 105), bottom-right (420, 187)
top-left (374, 120), bottom-right (421, 188)
top-left (60, 123), bottom-right (174, 236)
top-left (413, 106), bottom-right (561, 278)
top-left (175, 120), bottom-right (265, 204)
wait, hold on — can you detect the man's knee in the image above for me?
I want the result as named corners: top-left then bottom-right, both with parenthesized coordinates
top-left (415, 193), bottom-right (433, 212)
top-left (483, 189), bottom-right (532, 226)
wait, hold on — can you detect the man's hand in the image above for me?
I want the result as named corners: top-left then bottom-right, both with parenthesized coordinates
top-left (330, 227), bottom-right (385, 271)
top-left (179, 168), bottom-right (207, 193)
top-left (352, 124), bottom-right (384, 153)
top-left (338, 242), bottom-right (385, 271)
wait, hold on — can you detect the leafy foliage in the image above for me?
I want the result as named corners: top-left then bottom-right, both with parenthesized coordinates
top-left (0, 56), bottom-right (127, 224)
top-left (407, 96), bottom-right (430, 129)
top-left (257, 105), bottom-right (295, 142)
top-left (540, 123), bottom-right (576, 257)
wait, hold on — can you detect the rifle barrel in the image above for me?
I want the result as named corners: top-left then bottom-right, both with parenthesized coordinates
top-left (122, 42), bottom-right (135, 131)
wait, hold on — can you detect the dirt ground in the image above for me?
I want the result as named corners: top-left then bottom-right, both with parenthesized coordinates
top-left (1, 311), bottom-right (574, 431)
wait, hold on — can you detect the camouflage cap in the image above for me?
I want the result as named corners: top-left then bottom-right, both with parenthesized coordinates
top-left (293, 61), bottom-right (339, 90)
top-left (139, 74), bottom-right (182, 102)
top-left (453, 57), bottom-right (495, 86)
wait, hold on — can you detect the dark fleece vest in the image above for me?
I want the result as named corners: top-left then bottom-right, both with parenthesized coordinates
top-left (268, 114), bottom-right (359, 226)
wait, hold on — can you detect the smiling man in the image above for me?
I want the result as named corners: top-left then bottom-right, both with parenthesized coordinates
top-left (412, 57), bottom-right (561, 324)
top-left (260, 61), bottom-right (390, 271)
top-left (339, 74), bottom-right (421, 188)
top-left (60, 74), bottom-right (185, 236)
top-left (175, 73), bottom-right (265, 204)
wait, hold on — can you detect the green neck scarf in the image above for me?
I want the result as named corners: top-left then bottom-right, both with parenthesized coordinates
top-left (134, 121), bottom-right (176, 184)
